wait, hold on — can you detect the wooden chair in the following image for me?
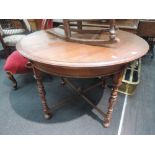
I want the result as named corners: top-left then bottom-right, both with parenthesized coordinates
top-left (48, 19), bottom-right (120, 46)
top-left (137, 20), bottom-right (155, 58)
top-left (0, 19), bottom-right (31, 57)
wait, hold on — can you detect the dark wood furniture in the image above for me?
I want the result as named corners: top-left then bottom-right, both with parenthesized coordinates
top-left (53, 19), bottom-right (139, 34)
top-left (16, 29), bottom-right (149, 128)
top-left (82, 19), bottom-right (139, 33)
top-left (0, 19), bottom-right (31, 57)
top-left (137, 20), bottom-right (155, 58)
top-left (49, 19), bottom-right (119, 46)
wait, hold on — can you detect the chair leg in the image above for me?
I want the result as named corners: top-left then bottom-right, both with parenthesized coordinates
top-left (0, 34), bottom-right (10, 58)
top-left (150, 42), bottom-right (154, 59)
top-left (6, 71), bottom-right (17, 90)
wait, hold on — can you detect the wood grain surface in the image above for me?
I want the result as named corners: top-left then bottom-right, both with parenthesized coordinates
top-left (16, 29), bottom-right (149, 68)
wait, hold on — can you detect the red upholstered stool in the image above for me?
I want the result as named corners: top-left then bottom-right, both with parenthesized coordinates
top-left (3, 50), bottom-right (31, 89)
top-left (3, 19), bottom-right (53, 89)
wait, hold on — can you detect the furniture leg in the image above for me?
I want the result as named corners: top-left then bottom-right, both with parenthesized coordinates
top-left (101, 77), bottom-right (106, 88)
top-left (103, 71), bottom-right (123, 128)
top-left (61, 77), bottom-right (66, 85)
top-left (0, 34), bottom-right (9, 57)
top-left (150, 41), bottom-right (154, 59)
top-left (77, 20), bottom-right (82, 30)
top-left (32, 67), bottom-right (52, 119)
top-left (6, 71), bottom-right (17, 90)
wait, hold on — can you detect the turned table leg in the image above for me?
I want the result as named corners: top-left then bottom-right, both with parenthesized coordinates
top-left (32, 67), bottom-right (52, 119)
top-left (103, 71), bottom-right (123, 128)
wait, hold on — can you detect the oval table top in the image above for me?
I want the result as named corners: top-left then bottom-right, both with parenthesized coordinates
top-left (16, 30), bottom-right (149, 68)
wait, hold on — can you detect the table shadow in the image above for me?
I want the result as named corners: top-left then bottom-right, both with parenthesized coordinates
top-left (9, 77), bottom-right (105, 125)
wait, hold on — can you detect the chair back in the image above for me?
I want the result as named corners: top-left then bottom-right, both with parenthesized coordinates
top-left (0, 19), bottom-right (31, 35)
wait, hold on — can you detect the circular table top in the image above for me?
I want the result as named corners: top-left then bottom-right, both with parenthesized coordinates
top-left (16, 30), bottom-right (149, 68)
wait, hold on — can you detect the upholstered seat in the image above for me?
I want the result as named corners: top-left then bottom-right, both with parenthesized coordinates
top-left (3, 34), bottom-right (26, 46)
top-left (4, 50), bottom-right (30, 74)
top-left (3, 50), bottom-right (31, 89)
top-left (2, 28), bottom-right (26, 36)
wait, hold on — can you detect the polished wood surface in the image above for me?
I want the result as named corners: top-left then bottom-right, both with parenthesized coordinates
top-left (17, 29), bottom-right (148, 68)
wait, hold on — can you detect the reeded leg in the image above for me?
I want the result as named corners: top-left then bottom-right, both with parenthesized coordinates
top-left (33, 67), bottom-right (52, 119)
top-left (103, 71), bottom-right (123, 128)
top-left (6, 71), bottom-right (17, 90)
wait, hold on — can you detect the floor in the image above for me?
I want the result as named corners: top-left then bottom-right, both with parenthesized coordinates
top-left (0, 50), bottom-right (155, 135)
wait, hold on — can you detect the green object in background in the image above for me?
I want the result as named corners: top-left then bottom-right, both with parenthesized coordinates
top-left (118, 59), bottom-right (141, 95)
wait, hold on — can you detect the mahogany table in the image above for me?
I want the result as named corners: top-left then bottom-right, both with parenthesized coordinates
top-left (16, 29), bottom-right (149, 128)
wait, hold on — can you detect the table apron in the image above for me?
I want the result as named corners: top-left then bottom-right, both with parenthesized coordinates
top-left (31, 61), bottom-right (127, 78)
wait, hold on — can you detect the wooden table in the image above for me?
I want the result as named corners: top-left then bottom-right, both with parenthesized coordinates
top-left (16, 30), bottom-right (149, 128)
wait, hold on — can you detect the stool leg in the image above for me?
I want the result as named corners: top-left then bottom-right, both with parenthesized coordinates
top-left (32, 67), bottom-right (52, 119)
top-left (103, 71), bottom-right (123, 128)
top-left (6, 71), bottom-right (17, 90)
